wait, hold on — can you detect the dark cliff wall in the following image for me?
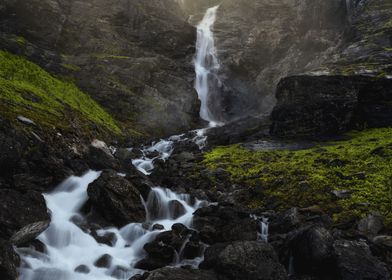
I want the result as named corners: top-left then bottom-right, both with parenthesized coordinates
top-left (0, 0), bottom-right (200, 137)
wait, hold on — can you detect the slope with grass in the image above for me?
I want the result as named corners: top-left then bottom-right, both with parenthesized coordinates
top-left (0, 51), bottom-right (125, 137)
top-left (204, 128), bottom-right (392, 227)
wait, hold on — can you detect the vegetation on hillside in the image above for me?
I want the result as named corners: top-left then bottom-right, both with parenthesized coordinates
top-left (0, 50), bottom-right (122, 135)
top-left (204, 128), bottom-right (392, 227)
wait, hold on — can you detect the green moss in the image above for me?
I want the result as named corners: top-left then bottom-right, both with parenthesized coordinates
top-left (92, 54), bottom-right (131, 60)
top-left (204, 128), bottom-right (392, 227)
top-left (61, 63), bottom-right (81, 72)
top-left (0, 51), bottom-right (121, 135)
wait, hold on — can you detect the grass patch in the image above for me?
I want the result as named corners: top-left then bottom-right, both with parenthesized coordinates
top-left (0, 50), bottom-right (121, 135)
top-left (204, 128), bottom-right (392, 227)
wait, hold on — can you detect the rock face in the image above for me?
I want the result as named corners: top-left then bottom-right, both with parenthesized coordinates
top-left (333, 240), bottom-right (390, 280)
top-left (192, 204), bottom-right (258, 244)
top-left (201, 241), bottom-right (287, 280)
top-left (145, 267), bottom-right (217, 280)
top-left (0, 189), bottom-right (49, 239)
top-left (0, 0), bottom-right (200, 137)
top-left (205, 0), bottom-right (347, 121)
top-left (87, 170), bottom-right (146, 227)
top-left (271, 75), bottom-right (392, 137)
top-left (0, 240), bottom-right (20, 280)
top-left (271, 0), bottom-right (392, 138)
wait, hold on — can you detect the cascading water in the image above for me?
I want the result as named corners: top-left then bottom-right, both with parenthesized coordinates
top-left (17, 171), bottom-right (206, 280)
top-left (17, 7), bottom-right (229, 279)
top-left (132, 129), bottom-right (207, 175)
top-left (194, 6), bottom-right (221, 125)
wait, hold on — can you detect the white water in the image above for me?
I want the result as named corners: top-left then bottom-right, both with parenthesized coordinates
top-left (259, 217), bottom-right (269, 243)
top-left (18, 171), bottom-right (206, 280)
top-left (132, 129), bottom-right (208, 175)
top-left (194, 6), bottom-right (220, 124)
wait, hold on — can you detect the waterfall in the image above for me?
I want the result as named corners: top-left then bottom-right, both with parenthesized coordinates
top-left (17, 172), bottom-right (206, 280)
top-left (194, 6), bottom-right (220, 125)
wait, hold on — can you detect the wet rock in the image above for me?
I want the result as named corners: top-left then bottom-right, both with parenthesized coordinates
top-left (358, 213), bottom-right (384, 238)
top-left (193, 204), bottom-right (258, 244)
top-left (270, 208), bottom-right (302, 234)
top-left (87, 170), bottom-right (145, 227)
top-left (333, 239), bottom-right (390, 280)
top-left (74, 264), bottom-right (90, 274)
top-left (10, 220), bottom-right (50, 246)
top-left (0, 189), bottom-right (49, 239)
top-left (288, 226), bottom-right (335, 276)
top-left (145, 267), bottom-right (217, 280)
top-left (152, 224), bottom-right (165, 231)
top-left (136, 224), bottom-right (201, 271)
top-left (93, 254), bottom-right (112, 268)
top-left (168, 200), bottom-right (186, 219)
top-left (373, 236), bottom-right (392, 249)
top-left (134, 238), bottom-right (181, 271)
top-left (201, 241), bottom-right (287, 280)
top-left (87, 140), bottom-right (119, 170)
top-left (0, 239), bottom-right (20, 280)
top-left (91, 230), bottom-right (117, 247)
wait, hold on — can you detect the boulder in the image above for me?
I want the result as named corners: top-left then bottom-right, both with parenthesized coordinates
top-left (0, 240), bottom-right (20, 280)
top-left (288, 226), bottom-right (335, 276)
top-left (136, 224), bottom-right (203, 271)
top-left (333, 239), bottom-right (390, 280)
top-left (192, 204), bottom-right (258, 244)
top-left (0, 189), bottom-right (49, 239)
top-left (201, 241), bottom-right (287, 280)
top-left (10, 220), bottom-right (50, 246)
top-left (145, 267), bottom-right (217, 280)
top-left (87, 170), bottom-right (146, 227)
top-left (358, 213), bottom-right (384, 238)
top-left (93, 254), bottom-right (112, 268)
top-left (87, 140), bottom-right (119, 170)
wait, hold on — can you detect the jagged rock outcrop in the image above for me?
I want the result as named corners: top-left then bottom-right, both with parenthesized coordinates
top-left (87, 170), bottom-right (146, 226)
top-left (204, 0), bottom-right (347, 121)
top-left (271, 0), bottom-right (392, 138)
top-left (201, 241), bottom-right (288, 280)
top-left (0, 0), bottom-right (200, 137)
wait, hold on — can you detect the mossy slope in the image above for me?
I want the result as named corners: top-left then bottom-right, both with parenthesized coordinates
top-left (204, 128), bottom-right (392, 226)
top-left (0, 50), bottom-right (122, 135)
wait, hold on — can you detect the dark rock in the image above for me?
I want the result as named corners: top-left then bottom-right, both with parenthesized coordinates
top-left (193, 204), bottom-right (258, 244)
top-left (0, 0), bottom-right (200, 137)
top-left (333, 239), bottom-right (390, 280)
top-left (201, 241), bottom-right (287, 280)
top-left (87, 140), bottom-right (119, 170)
top-left (145, 267), bottom-right (217, 280)
top-left (152, 224), bottom-right (165, 231)
top-left (74, 264), bottom-right (90, 274)
top-left (358, 213), bottom-right (384, 238)
top-left (0, 239), bottom-right (20, 280)
top-left (93, 254), bottom-right (113, 268)
top-left (91, 230), bottom-right (117, 247)
top-left (288, 226), bottom-right (335, 276)
top-left (270, 208), bottom-right (302, 234)
top-left (271, 75), bottom-right (392, 138)
top-left (168, 200), bottom-right (186, 219)
top-left (87, 170), bottom-right (145, 227)
top-left (136, 224), bottom-right (202, 271)
top-left (0, 189), bottom-right (49, 239)
top-left (10, 220), bottom-right (50, 246)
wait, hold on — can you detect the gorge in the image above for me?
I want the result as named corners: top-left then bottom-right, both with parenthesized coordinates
top-left (1, 1), bottom-right (392, 280)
